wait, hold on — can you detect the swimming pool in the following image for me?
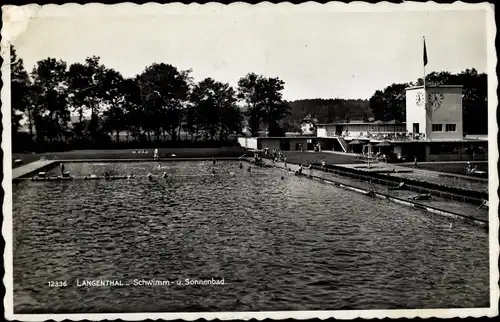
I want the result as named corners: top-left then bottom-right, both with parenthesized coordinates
top-left (12, 161), bottom-right (489, 313)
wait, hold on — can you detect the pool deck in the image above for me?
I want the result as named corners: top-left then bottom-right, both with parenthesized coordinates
top-left (266, 160), bottom-right (488, 226)
top-left (12, 160), bottom-right (59, 180)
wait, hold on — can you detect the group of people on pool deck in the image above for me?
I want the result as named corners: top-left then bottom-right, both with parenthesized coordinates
top-left (263, 146), bottom-right (287, 164)
top-left (465, 162), bottom-right (485, 175)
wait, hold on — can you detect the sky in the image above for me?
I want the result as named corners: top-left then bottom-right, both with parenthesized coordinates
top-left (7, 3), bottom-right (490, 101)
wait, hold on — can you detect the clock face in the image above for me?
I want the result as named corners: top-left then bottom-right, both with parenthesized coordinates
top-left (427, 92), bottom-right (444, 111)
top-left (415, 91), bottom-right (425, 107)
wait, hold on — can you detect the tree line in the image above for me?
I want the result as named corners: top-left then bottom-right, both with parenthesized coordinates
top-left (11, 44), bottom-right (487, 153)
top-left (10, 46), bottom-right (291, 152)
top-left (284, 98), bottom-right (371, 128)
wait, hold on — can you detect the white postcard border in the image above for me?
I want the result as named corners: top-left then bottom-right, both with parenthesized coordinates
top-left (1, 1), bottom-right (498, 320)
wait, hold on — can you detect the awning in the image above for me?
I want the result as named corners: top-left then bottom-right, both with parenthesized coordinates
top-left (348, 139), bottom-right (363, 145)
top-left (376, 140), bottom-right (393, 147)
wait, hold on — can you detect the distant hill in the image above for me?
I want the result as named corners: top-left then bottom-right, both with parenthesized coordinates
top-left (284, 98), bottom-right (372, 124)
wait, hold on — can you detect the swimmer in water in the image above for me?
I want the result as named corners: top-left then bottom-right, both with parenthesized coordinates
top-left (239, 162), bottom-right (243, 169)
top-left (213, 156), bottom-right (216, 165)
top-left (212, 169), bottom-right (216, 176)
top-left (147, 173), bottom-right (153, 181)
top-left (281, 176), bottom-right (284, 180)
top-left (247, 167), bottom-right (252, 172)
top-left (229, 171), bottom-right (235, 177)
top-left (162, 172), bottom-right (167, 178)
top-left (127, 174), bottom-right (135, 179)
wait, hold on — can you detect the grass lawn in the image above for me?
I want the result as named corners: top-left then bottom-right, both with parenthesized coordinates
top-left (12, 147), bottom-right (248, 168)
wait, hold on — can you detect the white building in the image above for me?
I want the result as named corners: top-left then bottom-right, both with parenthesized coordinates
top-left (300, 115), bottom-right (318, 135)
top-left (239, 85), bottom-right (487, 161)
top-left (405, 85), bottom-right (463, 141)
top-left (313, 85), bottom-right (487, 161)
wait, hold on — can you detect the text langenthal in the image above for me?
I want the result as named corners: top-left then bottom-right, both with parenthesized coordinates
top-left (76, 279), bottom-right (226, 287)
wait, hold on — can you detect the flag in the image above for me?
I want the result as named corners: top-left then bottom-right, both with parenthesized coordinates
top-left (423, 38), bottom-right (428, 66)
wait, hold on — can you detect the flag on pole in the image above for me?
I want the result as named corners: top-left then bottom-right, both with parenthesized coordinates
top-left (423, 38), bottom-right (428, 66)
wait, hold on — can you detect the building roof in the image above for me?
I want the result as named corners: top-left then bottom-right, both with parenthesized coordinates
top-left (300, 114), bottom-right (319, 123)
top-left (406, 85), bottom-right (463, 90)
top-left (257, 136), bottom-right (320, 140)
top-left (317, 121), bottom-right (405, 126)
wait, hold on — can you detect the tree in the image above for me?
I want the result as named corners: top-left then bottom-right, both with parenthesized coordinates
top-left (237, 73), bottom-right (290, 136)
top-left (100, 69), bottom-right (128, 143)
top-left (237, 73), bottom-right (261, 136)
top-left (137, 63), bottom-right (191, 141)
top-left (10, 46), bottom-right (32, 139)
top-left (120, 77), bottom-right (142, 142)
top-left (451, 69), bottom-right (487, 135)
top-left (67, 56), bottom-right (109, 145)
top-left (368, 83), bottom-right (408, 122)
top-left (190, 78), bottom-right (243, 141)
top-left (30, 58), bottom-right (70, 145)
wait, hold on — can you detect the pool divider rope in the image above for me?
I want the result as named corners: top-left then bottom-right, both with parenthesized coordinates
top-left (20, 171), bottom-right (273, 181)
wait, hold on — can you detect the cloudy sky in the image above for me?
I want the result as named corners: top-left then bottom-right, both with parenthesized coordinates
top-left (7, 3), bottom-right (490, 100)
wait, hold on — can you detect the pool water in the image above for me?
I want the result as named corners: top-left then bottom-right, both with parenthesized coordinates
top-left (12, 161), bottom-right (489, 313)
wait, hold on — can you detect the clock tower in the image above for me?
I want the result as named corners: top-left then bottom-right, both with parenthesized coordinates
top-left (405, 85), bottom-right (463, 141)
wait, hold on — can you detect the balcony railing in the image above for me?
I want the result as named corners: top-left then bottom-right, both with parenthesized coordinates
top-left (321, 130), bottom-right (427, 142)
top-left (342, 131), bottom-right (427, 142)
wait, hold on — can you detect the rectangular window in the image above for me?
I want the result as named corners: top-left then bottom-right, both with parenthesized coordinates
top-left (432, 124), bottom-right (443, 132)
top-left (445, 124), bottom-right (456, 132)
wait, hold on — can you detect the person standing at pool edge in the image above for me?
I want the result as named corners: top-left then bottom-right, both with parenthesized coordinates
top-left (154, 148), bottom-right (159, 160)
top-left (60, 163), bottom-right (65, 176)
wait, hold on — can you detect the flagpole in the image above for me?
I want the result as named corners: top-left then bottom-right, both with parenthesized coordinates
top-left (423, 36), bottom-right (426, 90)
top-left (423, 36), bottom-right (428, 140)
